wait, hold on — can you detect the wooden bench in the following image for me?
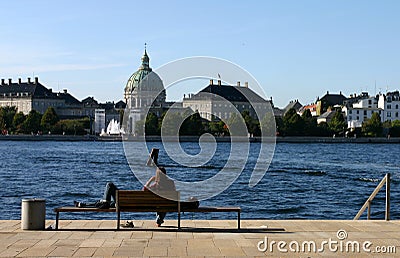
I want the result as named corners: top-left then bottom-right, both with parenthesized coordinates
top-left (54, 190), bottom-right (241, 229)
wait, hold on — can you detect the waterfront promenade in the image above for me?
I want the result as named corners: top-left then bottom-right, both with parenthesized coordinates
top-left (0, 219), bottom-right (399, 257)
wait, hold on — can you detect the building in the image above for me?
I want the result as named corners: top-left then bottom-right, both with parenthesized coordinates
top-left (283, 100), bottom-right (302, 116)
top-left (0, 77), bottom-right (62, 115)
top-left (0, 77), bottom-right (88, 118)
top-left (378, 91), bottom-right (400, 122)
top-left (341, 92), bottom-right (382, 129)
top-left (123, 48), bottom-right (167, 134)
top-left (316, 91), bottom-right (347, 116)
top-left (299, 103), bottom-right (317, 116)
top-left (182, 80), bottom-right (271, 121)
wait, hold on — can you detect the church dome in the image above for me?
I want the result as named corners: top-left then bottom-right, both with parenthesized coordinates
top-left (124, 49), bottom-right (164, 95)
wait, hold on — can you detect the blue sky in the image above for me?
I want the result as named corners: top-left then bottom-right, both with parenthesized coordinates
top-left (1, 0), bottom-right (399, 108)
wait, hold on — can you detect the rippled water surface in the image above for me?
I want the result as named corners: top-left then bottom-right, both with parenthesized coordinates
top-left (0, 141), bottom-right (398, 221)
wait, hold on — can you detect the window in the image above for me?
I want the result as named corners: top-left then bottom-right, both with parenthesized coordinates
top-left (356, 110), bottom-right (359, 114)
top-left (349, 110), bottom-right (352, 114)
top-left (396, 112), bottom-right (399, 118)
top-left (396, 104), bottom-right (399, 109)
top-left (349, 116), bottom-right (352, 120)
top-left (368, 100), bottom-right (372, 105)
top-left (387, 104), bottom-right (392, 109)
top-left (357, 116), bottom-right (359, 120)
top-left (387, 112), bottom-right (391, 117)
top-left (364, 110), bottom-right (367, 115)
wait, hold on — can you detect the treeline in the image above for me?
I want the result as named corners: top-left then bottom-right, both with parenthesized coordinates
top-left (138, 108), bottom-right (400, 137)
top-left (2, 105), bottom-right (399, 137)
top-left (0, 106), bottom-right (89, 135)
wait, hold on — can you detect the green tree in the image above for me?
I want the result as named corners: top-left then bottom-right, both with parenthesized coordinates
top-left (22, 110), bottom-right (42, 134)
top-left (301, 109), bottom-right (319, 136)
top-left (52, 118), bottom-right (88, 135)
top-left (13, 112), bottom-right (26, 133)
top-left (226, 113), bottom-right (247, 136)
top-left (41, 107), bottom-right (59, 132)
top-left (390, 120), bottom-right (400, 137)
top-left (260, 112), bottom-right (276, 137)
top-left (328, 111), bottom-right (346, 134)
top-left (283, 108), bottom-right (304, 136)
top-left (208, 116), bottom-right (227, 136)
top-left (160, 111), bottom-right (182, 136)
top-left (180, 111), bottom-right (204, 136)
top-left (145, 113), bottom-right (159, 135)
top-left (0, 106), bottom-right (17, 132)
top-left (362, 112), bottom-right (383, 137)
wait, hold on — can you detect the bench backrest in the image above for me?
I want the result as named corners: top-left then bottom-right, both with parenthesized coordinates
top-left (116, 190), bottom-right (180, 211)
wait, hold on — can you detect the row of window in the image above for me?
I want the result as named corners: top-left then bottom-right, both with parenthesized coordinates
top-left (387, 104), bottom-right (399, 109)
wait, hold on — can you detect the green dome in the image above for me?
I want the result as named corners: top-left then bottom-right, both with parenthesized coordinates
top-left (124, 50), bottom-right (164, 94)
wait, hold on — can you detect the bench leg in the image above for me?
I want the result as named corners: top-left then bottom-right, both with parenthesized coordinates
top-left (117, 211), bottom-right (120, 230)
top-left (55, 212), bottom-right (59, 230)
top-left (238, 211), bottom-right (240, 230)
top-left (178, 211), bottom-right (181, 229)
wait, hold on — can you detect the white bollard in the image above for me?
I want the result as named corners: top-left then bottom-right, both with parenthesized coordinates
top-left (21, 199), bottom-right (46, 230)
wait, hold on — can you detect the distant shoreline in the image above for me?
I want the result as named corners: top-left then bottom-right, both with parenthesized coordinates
top-left (0, 134), bottom-right (399, 143)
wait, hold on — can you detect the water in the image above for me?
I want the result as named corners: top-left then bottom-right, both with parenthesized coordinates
top-left (0, 141), bottom-right (398, 221)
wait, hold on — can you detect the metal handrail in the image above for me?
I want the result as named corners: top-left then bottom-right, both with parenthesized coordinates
top-left (354, 173), bottom-right (390, 220)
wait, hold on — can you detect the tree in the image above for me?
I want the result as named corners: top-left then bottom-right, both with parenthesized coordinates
top-left (13, 112), bottom-right (26, 133)
top-left (145, 113), bottom-right (159, 135)
top-left (41, 107), bottom-right (59, 132)
top-left (22, 110), bottom-right (42, 134)
top-left (301, 109), bottom-right (319, 136)
top-left (160, 111), bottom-right (182, 136)
top-left (328, 111), bottom-right (346, 134)
top-left (390, 120), bottom-right (400, 137)
top-left (362, 112), bottom-right (383, 137)
top-left (0, 106), bottom-right (17, 132)
top-left (180, 111), bottom-right (204, 136)
top-left (283, 108), bottom-right (304, 136)
top-left (52, 118), bottom-right (88, 135)
top-left (260, 112), bottom-right (276, 137)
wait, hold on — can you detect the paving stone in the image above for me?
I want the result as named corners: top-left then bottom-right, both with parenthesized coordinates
top-left (48, 246), bottom-right (78, 257)
top-left (16, 246), bottom-right (56, 257)
top-left (79, 238), bottom-right (105, 247)
top-left (143, 245), bottom-right (168, 256)
top-left (72, 247), bottom-right (97, 257)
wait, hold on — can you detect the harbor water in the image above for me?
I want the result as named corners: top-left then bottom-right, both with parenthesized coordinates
top-left (0, 141), bottom-right (398, 221)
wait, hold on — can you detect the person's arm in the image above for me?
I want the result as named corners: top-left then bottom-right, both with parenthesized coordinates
top-left (144, 176), bottom-right (156, 188)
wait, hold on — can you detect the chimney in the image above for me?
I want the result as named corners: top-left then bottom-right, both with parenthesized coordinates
top-left (237, 81), bottom-right (240, 87)
top-left (63, 89), bottom-right (67, 94)
top-left (1, 79), bottom-right (4, 85)
top-left (217, 80), bottom-right (221, 86)
top-left (18, 78), bottom-right (22, 84)
top-left (245, 82), bottom-right (248, 88)
top-left (28, 77), bottom-right (31, 83)
top-left (8, 78), bottom-right (12, 85)
top-left (210, 79), bottom-right (213, 85)
top-left (34, 77), bottom-right (39, 84)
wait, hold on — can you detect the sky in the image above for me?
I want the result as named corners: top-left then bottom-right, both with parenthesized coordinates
top-left (1, 0), bottom-right (400, 108)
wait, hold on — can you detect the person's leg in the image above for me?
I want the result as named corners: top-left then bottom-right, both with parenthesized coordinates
top-left (102, 182), bottom-right (118, 202)
top-left (156, 212), bottom-right (166, 226)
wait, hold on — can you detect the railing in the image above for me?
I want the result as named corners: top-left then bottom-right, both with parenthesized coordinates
top-left (354, 173), bottom-right (390, 221)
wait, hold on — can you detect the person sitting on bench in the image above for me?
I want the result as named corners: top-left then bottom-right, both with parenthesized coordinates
top-left (74, 166), bottom-right (176, 226)
top-left (143, 166), bottom-right (176, 226)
